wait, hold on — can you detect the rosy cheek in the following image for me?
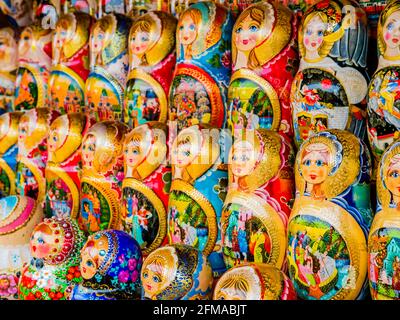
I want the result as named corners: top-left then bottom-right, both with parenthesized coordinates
top-left (304, 38), bottom-right (310, 45)
top-left (385, 32), bottom-right (391, 41)
top-left (317, 38), bottom-right (322, 44)
top-left (249, 34), bottom-right (257, 43)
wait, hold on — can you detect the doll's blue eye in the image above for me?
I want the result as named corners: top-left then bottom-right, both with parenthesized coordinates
top-left (86, 260), bottom-right (93, 267)
top-left (317, 30), bottom-right (324, 37)
top-left (250, 25), bottom-right (258, 32)
top-left (388, 22), bottom-right (394, 31)
top-left (189, 24), bottom-right (195, 31)
top-left (306, 29), bottom-right (312, 36)
top-left (153, 276), bottom-right (161, 283)
top-left (143, 272), bottom-right (148, 278)
top-left (303, 159), bottom-right (311, 166)
top-left (315, 160), bottom-right (325, 167)
top-left (38, 237), bottom-right (44, 244)
top-left (141, 36), bottom-right (148, 41)
top-left (236, 27), bottom-right (242, 33)
top-left (390, 170), bottom-right (400, 178)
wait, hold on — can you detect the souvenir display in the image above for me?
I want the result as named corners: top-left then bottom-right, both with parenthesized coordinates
top-left (78, 120), bottom-right (129, 234)
top-left (287, 129), bottom-right (373, 300)
top-left (227, 1), bottom-right (298, 139)
top-left (0, 15), bottom-right (19, 113)
top-left (85, 13), bottom-right (132, 122)
top-left (49, 11), bottom-right (94, 114)
top-left (0, 0), bottom-right (33, 28)
top-left (124, 11), bottom-right (177, 128)
top-left (0, 111), bottom-right (23, 197)
top-left (121, 122), bottom-right (170, 255)
top-left (45, 113), bottom-right (94, 218)
top-left (69, 229), bottom-right (142, 300)
top-left (367, 0), bottom-right (400, 165)
top-left (221, 129), bottom-right (295, 270)
top-left (18, 216), bottom-right (86, 300)
top-left (168, 124), bottom-right (231, 277)
top-left (290, 0), bottom-right (369, 148)
top-left (368, 140), bottom-right (400, 300)
top-left (16, 108), bottom-right (59, 204)
top-left (14, 22), bottom-right (53, 110)
top-left (141, 244), bottom-right (213, 300)
top-left (213, 262), bottom-right (297, 300)
top-left (169, 1), bottom-right (233, 131)
top-left (0, 195), bottom-right (43, 299)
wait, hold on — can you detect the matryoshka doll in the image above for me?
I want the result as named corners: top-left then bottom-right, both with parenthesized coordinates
top-left (18, 216), bottom-right (86, 300)
top-left (16, 108), bottom-right (60, 204)
top-left (227, 1), bottom-right (298, 139)
top-left (121, 122), bottom-right (170, 255)
top-left (141, 244), bottom-right (213, 300)
top-left (213, 262), bottom-right (297, 300)
top-left (69, 229), bottom-right (142, 300)
top-left (0, 111), bottom-right (23, 197)
top-left (124, 11), bottom-right (177, 128)
top-left (368, 140), bottom-right (400, 300)
top-left (45, 113), bottom-right (94, 218)
top-left (49, 11), bottom-right (94, 114)
top-left (290, 0), bottom-right (369, 148)
top-left (168, 124), bottom-right (231, 277)
top-left (287, 129), bottom-right (373, 300)
top-left (78, 121), bottom-right (129, 234)
top-left (221, 129), bottom-right (295, 270)
top-left (85, 13), bottom-right (132, 122)
top-left (169, 1), bottom-right (233, 131)
top-left (0, 195), bottom-right (43, 299)
top-left (0, 14), bottom-right (19, 113)
top-left (367, 0), bottom-right (400, 167)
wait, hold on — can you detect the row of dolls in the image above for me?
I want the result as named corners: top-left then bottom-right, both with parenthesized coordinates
top-left (1, 0), bottom-right (400, 164)
top-left (0, 105), bottom-right (399, 300)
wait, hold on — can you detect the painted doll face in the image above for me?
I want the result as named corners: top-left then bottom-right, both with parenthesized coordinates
top-left (0, 29), bottom-right (17, 66)
top-left (91, 27), bottom-right (106, 55)
top-left (81, 134), bottom-right (96, 167)
top-left (130, 30), bottom-right (151, 56)
top-left (179, 14), bottom-right (197, 46)
top-left (300, 144), bottom-right (331, 185)
top-left (30, 224), bottom-right (60, 260)
top-left (18, 118), bottom-right (30, 143)
top-left (80, 236), bottom-right (108, 280)
top-left (18, 28), bottom-right (33, 58)
top-left (173, 136), bottom-right (198, 168)
top-left (234, 14), bottom-right (262, 52)
top-left (386, 156), bottom-right (400, 200)
top-left (383, 11), bottom-right (400, 50)
top-left (124, 138), bottom-right (147, 168)
top-left (303, 15), bottom-right (326, 54)
top-left (231, 141), bottom-right (258, 178)
top-left (141, 262), bottom-right (166, 296)
top-left (80, 244), bottom-right (98, 279)
top-left (54, 22), bottom-right (69, 50)
top-left (48, 119), bottom-right (68, 153)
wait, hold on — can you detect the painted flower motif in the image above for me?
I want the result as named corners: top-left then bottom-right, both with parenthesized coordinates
top-left (321, 78), bottom-right (332, 90)
top-left (128, 258), bottom-right (137, 271)
top-left (221, 51), bottom-right (231, 69)
top-left (118, 270), bottom-right (129, 283)
top-left (118, 254), bottom-right (126, 264)
top-left (0, 274), bottom-right (18, 297)
top-left (131, 270), bottom-right (138, 283)
top-left (316, 0), bottom-right (329, 9)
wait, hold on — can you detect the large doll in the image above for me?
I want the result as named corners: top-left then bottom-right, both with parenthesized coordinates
top-left (368, 140), bottom-right (400, 300)
top-left (121, 122), bottom-right (170, 256)
top-left (16, 108), bottom-right (59, 205)
top-left (221, 129), bottom-right (295, 270)
top-left (85, 13), bottom-right (132, 122)
top-left (169, 1), bottom-right (233, 131)
top-left (0, 15), bottom-right (19, 113)
top-left (78, 121), bottom-right (129, 234)
top-left (45, 113), bottom-right (94, 218)
top-left (49, 11), bottom-right (94, 114)
top-left (227, 1), bottom-right (298, 139)
top-left (287, 129), bottom-right (373, 300)
top-left (141, 244), bottom-right (213, 300)
top-left (0, 195), bottom-right (43, 299)
top-left (367, 0), bottom-right (400, 166)
top-left (69, 229), bottom-right (142, 300)
top-left (0, 111), bottom-right (23, 197)
top-left (290, 0), bottom-right (369, 148)
top-left (167, 124), bottom-right (231, 277)
top-left (124, 11), bottom-right (177, 128)
top-left (18, 216), bottom-right (86, 300)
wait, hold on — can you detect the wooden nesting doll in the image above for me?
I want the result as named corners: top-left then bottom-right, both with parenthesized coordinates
top-left (0, 0), bottom-right (33, 28)
top-left (290, 0), bottom-right (369, 148)
top-left (0, 15), bottom-right (19, 113)
top-left (227, 1), bottom-right (298, 139)
top-left (124, 11), bottom-right (177, 128)
top-left (367, 0), bottom-right (400, 165)
top-left (18, 216), bottom-right (86, 300)
top-left (168, 1), bottom-right (233, 131)
top-left (0, 195), bottom-right (43, 299)
top-left (45, 113), bottom-right (94, 218)
top-left (287, 129), bottom-right (373, 300)
top-left (78, 120), bottom-right (129, 234)
top-left (213, 262), bottom-right (297, 300)
top-left (48, 11), bottom-right (94, 114)
top-left (69, 229), bottom-right (142, 300)
top-left (0, 111), bottom-right (23, 197)
top-left (368, 140), bottom-right (400, 300)
top-left (85, 13), bottom-right (132, 122)
top-left (121, 122), bottom-right (170, 256)
top-left (141, 244), bottom-right (213, 300)
top-left (16, 108), bottom-right (60, 204)
top-left (168, 124), bottom-right (231, 277)
top-left (14, 22), bottom-right (53, 110)
top-left (221, 129), bottom-right (295, 270)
